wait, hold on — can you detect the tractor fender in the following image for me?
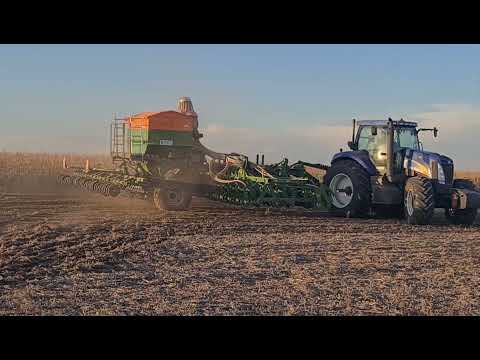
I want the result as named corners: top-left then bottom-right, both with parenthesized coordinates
top-left (331, 151), bottom-right (378, 176)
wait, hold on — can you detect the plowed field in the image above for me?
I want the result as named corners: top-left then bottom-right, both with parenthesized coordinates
top-left (1, 189), bottom-right (479, 315)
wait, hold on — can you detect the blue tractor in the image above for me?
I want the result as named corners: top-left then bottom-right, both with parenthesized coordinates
top-left (324, 118), bottom-right (480, 225)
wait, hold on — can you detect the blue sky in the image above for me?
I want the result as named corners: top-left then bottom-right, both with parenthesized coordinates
top-left (1, 44), bottom-right (479, 169)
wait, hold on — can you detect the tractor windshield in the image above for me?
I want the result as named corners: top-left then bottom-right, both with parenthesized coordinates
top-left (394, 127), bottom-right (419, 150)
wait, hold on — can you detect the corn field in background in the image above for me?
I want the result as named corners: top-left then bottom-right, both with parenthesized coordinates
top-left (456, 171), bottom-right (480, 189)
top-left (0, 152), bottom-right (111, 192)
top-left (0, 152), bottom-right (479, 193)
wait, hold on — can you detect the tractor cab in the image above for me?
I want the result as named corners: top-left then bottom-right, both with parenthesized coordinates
top-left (349, 119), bottom-right (422, 175)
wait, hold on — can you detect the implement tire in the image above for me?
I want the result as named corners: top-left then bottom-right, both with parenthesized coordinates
top-left (404, 176), bottom-right (434, 225)
top-left (445, 179), bottom-right (478, 226)
top-left (153, 187), bottom-right (192, 211)
top-left (324, 160), bottom-right (371, 217)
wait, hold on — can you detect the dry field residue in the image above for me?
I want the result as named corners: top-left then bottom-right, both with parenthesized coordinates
top-left (0, 193), bottom-right (479, 315)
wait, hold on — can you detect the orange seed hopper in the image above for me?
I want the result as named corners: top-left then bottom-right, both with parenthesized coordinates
top-left (128, 111), bottom-right (199, 132)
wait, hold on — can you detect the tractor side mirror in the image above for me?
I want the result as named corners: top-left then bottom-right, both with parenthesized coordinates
top-left (371, 127), bottom-right (377, 136)
top-left (347, 141), bottom-right (357, 150)
top-left (433, 127), bottom-right (438, 138)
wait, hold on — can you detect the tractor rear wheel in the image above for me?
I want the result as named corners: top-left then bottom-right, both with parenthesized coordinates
top-left (153, 187), bottom-right (192, 211)
top-left (324, 160), bottom-right (371, 217)
top-left (404, 176), bottom-right (435, 225)
top-left (445, 179), bottom-right (478, 226)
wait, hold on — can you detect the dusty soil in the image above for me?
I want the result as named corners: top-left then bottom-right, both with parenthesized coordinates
top-left (1, 188), bottom-right (480, 315)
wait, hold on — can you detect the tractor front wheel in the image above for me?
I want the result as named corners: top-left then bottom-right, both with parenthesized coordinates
top-left (153, 187), bottom-right (192, 211)
top-left (404, 176), bottom-right (435, 225)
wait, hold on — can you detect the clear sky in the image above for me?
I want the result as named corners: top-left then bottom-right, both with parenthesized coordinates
top-left (1, 44), bottom-right (479, 169)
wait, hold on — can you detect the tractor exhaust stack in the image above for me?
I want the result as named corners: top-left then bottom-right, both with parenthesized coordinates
top-left (386, 118), bottom-right (394, 182)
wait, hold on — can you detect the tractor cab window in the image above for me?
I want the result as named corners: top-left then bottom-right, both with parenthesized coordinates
top-left (394, 127), bottom-right (419, 150)
top-left (357, 126), bottom-right (388, 172)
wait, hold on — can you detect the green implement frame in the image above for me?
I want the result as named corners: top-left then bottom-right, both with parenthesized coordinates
top-left (208, 156), bottom-right (332, 210)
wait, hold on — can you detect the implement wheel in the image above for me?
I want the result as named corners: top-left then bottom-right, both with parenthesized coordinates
top-left (445, 179), bottom-right (478, 226)
top-left (153, 187), bottom-right (192, 211)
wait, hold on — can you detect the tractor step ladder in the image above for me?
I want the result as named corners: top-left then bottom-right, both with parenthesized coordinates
top-left (110, 117), bottom-right (130, 162)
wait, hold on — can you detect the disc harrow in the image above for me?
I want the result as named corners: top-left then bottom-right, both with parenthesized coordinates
top-left (207, 155), bottom-right (332, 211)
top-left (57, 171), bottom-right (140, 199)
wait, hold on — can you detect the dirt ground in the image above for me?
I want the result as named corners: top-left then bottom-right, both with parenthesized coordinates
top-left (1, 185), bottom-right (480, 316)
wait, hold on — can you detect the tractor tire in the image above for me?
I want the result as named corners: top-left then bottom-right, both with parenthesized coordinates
top-left (404, 176), bottom-right (435, 225)
top-left (324, 160), bottom-right (371, 217)
top-left (153, 187), bottom-right (192, 211)
top-left (445, 179), bottom-right (478, 226)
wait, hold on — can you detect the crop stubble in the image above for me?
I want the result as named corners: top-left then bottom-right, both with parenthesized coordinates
top-left (0, 191), bottom-right (479, 315)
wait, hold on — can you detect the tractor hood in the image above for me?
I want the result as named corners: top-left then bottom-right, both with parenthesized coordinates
top-left (403, 149), bottom-right (454, 185)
